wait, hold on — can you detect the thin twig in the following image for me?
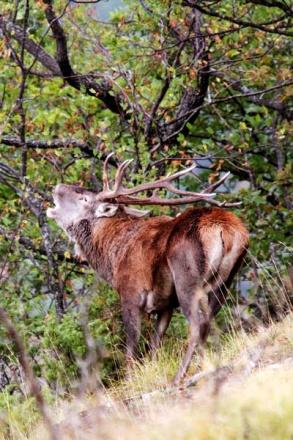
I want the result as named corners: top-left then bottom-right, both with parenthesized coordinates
top-left (0, 307), bottom-right (58, 440)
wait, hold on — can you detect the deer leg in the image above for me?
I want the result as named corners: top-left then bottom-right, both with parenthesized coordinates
top-left (200, 247), bottom-right (247, 343)
top-left (199, 288), bottom-right (225, 344)
top-left (121, 302), bottom-right (142, 368)
top-left (168, 246), bottom-right (205, 386)
top-left (150, 308), bottom-right (173, 357)
top-left (172, 294), bottom-right (202, 386)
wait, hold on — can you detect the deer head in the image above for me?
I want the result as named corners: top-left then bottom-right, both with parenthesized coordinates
top-left (46, 176), bottom-right (150, 239)
top-left (47, 184), bottom-right (97, 232)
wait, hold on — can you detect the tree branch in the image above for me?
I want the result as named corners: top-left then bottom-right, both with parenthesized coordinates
top-left (0, 164), bottom-right (65, 316)
top-left (0, 15), bottom-right (62, 75)
top-left (162, 9), bottom-right (210, 143)
top-left (0, 225), bottom-right (87, 266)
top-left (183, 1), bottom-right (293, 37)
top-left (0, 9), bottom-right (124, 115)
top-left (165, 80), bottom-right (293, 130)
top-left (1, 135), bottom-right (92, 153)
top-left (211, 71), bottom-right (292, 119)
top-left (246, 0), bottom-right (293, 14)
top-left (42, 0), bottom-right (123, 115)
top-left (145, 76), bottom-right (172, 141)
top-left (1, 136), bottom-right (118, 166)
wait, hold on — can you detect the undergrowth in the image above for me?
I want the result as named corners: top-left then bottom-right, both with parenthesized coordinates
top-left (0, 313), bottom-right (292, 440)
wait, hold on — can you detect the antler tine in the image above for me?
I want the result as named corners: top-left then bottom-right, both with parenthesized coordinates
top-left (159, 164), bottom-right (197, 183)
top-left (98, 157), bottom-right (241, 208)
top-left (102, 153), bottom-right (115, 191)
top-left (99, 163), bottom-right (197, 198)
top-left (203, 172), bottom-right (231, 193)
top-left (114, 194), bottom-right (241, 207)
top-left (113, 159), bottom-right (134, 192)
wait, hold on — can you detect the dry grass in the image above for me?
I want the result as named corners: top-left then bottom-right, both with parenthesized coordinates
top-left (1, 313), bottom-right (293, 440)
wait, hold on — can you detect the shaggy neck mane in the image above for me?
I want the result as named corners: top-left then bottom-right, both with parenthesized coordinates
top-left (70, 215), bottom-right (142, 284)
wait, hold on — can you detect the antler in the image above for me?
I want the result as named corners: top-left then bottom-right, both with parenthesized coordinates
top-left (97, 154), bottom-right (241, 207)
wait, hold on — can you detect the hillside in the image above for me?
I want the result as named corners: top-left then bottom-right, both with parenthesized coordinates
top-left (2, 313), bottom-right (292, 440)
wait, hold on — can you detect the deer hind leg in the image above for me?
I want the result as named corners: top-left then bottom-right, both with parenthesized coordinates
top-left (150, 308), bottom-right (173, 358)
top-left (167, 246), bottom-right (205, 386)
top-left (173, 290), bottom-right (205, 386)
top-left (200, 247), bottom-right (248, 343)
top-left (121, 301), bottom-right (142, 370)
top-left (199, 287), bottom-right (225, 344)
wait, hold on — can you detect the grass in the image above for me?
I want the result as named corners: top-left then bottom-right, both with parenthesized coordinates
top-left (0, 396), bottom-right (38, 440)
top-left (144, 367), bottom-right (293, 440)
top-left (1, 312), bottom-right (293, 440)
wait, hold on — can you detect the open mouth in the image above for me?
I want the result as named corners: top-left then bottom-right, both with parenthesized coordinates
top-left (46, 192), bottom-right (60, 219)
top-left (47, 203), bottom-right (59, 218)
top-left (46, 207), bottom-right (57, 218)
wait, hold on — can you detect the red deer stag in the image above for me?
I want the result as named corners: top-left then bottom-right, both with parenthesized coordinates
top-left (47, 155), bottom-right (249, 385)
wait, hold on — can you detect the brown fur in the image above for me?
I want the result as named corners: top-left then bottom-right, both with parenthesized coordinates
top-left (69, 206), bottom-right (248, 383)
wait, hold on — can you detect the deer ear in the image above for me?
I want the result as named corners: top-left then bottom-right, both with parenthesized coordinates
top-left (123, 206), bottom-right (150, 218)
top-left (95, 203), bottom-right (119, 218)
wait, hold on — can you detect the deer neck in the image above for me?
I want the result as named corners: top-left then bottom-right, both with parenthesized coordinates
top-left (67, 218), bottom-right (110, 283)
top-left (69, 216), bottom-right (139, 285)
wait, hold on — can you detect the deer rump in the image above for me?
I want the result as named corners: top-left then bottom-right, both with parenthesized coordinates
top-left (83, 206), bottom-right (248, 383)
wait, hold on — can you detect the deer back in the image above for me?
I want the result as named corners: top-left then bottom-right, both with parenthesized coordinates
top-left (84, 207), bottom-right (248, 302)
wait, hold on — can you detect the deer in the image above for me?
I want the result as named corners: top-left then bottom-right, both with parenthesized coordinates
top-left (47, 154), bottom-right (249, 385)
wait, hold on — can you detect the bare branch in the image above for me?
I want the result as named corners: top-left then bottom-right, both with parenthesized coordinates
top-left (0, 307), bottom-right (57, 440)
top-left (1, 135), bottom-right (92, 152)
top-left (0, 163), bottom-right (65, 316)
top-left (144, 13), bottom-right (195, 142)
top-left (183, 1), bottom-right (293, 37)
top-left (0, 136), bottom-right (118, 165)
top-left (0, 10), bottom-right (124, 115)
top-left (0, 15), bottom-right (62, 75)
top-left (162, 9), bottom-right (210, 143)
top-left (246, 0), bottom-right (293, 14)
top-left (0, 225), bottom-right (85, 266)
top-left (161, 79), bottom-right (293, 137)
top-left (139, 0), bottom-right (153, 15)
top-left (145, 76), bottom-right (172, 141)
top-left (42, 0), bottom-right (123, 115)
top-left (211, 70), bottom-right (292, 118)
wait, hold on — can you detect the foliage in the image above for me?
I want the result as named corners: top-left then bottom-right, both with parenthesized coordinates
top-left (0, 0), bottom-right (292, 398)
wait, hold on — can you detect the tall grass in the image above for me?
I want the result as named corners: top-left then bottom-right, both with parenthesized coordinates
top-left (0, 246), bottom-right (292, 440)
top-left (1, 313), bottom-right (292, 440)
